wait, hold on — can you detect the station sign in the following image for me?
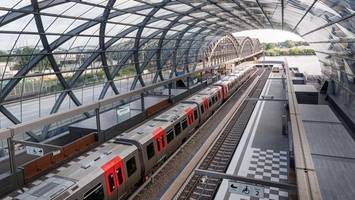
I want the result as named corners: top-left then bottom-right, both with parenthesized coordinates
top-left (228, 181), bottom-right (264, 198)
top-left (25, 146), bottom-right (44, 156)
top-left (116, 106), bottom-right (130, 116)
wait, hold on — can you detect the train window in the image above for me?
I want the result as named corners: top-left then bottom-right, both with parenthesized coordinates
top-left (174, 123), bottom-right (181, 136)
top-left (116, 168), bottom-right (124, 185)
top-left (209, 100), bottom-right (212, 107)
top-left (146, 142), bottom-right (155, 160)
top-left (161, 137), bottom-right (165, 148)
top-left (108, 173), bottom-right (115, 192)
top-left (194, 110), bottom-right (198, 120)
top-left (182, 119), bottom-right (188, 130)
top-left (126, 157), bottom-right (137, 177)
top-left (167, 129), bottom-right (174, 143)
top-left (157, 139), bottom-right (161, 152)
top-left (200, 105), bottom-right (205, 114)
top-left (84, 183), bottom-right (104, 200)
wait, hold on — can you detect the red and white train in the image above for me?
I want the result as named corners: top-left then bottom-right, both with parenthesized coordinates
top-left (8, 66), bottom-right (255, 200)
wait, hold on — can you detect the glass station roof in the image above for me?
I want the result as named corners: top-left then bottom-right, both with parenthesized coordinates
top-left (0, 0), bottom-right (354, 131)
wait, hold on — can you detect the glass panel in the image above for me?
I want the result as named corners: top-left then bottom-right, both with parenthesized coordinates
top-left (146, 142), bottom-right (155, 160)
top-left (126, 157), bottom-right (137, 177)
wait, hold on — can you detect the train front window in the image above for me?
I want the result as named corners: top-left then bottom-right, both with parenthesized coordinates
top-left (174, 123), bottom-right (181, 136)
top-left (167, 129), bottom-right (174, 143)
top-left (84, 183), bottom-right (104, 200)
top-left (126, 157), bottom-right (137, 177)
top-left (146, 142), bottom-right (155, 160)
top-left (116, 168), bottom-right (123, 185)
top-left (108, 173), bottom-right (115, 192)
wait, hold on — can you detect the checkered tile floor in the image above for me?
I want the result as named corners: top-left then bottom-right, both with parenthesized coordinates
top-left (238, 148), bottom-right (289, 200)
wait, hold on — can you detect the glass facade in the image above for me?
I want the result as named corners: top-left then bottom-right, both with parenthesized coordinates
top-left (0, 0), bottom-right (354, 139)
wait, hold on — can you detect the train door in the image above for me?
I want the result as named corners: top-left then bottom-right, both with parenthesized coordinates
top-left (153, 127), bottom-right (166, 154)
top-left (101, 156), bottom-right (126, 200)
top-left (184, 107), bottom-right (194, 126)
top-left (202, 97), bottom-right (209, 113)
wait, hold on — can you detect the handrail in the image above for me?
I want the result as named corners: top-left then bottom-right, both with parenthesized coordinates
top-left (285, 58), bottom-right (322, 200)
top-left (0, 67), bottom-right (212, 140)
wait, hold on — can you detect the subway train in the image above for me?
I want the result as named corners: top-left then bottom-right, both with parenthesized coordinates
top-left (7, 66), bottom-right (256, 200)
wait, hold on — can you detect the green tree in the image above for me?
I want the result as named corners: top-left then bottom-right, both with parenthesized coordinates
top-left (285, 40), bottom-right (295, 48)
top-left (264, 43), bottom-right (275, 50)
top-left (0, 50), bottom-right (12, 62)
top-left (12, 47), bottom-right (50, 71)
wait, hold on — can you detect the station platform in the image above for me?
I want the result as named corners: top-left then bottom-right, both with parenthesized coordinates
top-left (215, 68), bottom-right (290, 200)
top-left (214, 64), bottom-right (355, 200)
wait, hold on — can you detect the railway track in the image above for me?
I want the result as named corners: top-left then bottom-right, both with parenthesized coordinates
top-left (131, 68), bottom-right (267, 200)
top-left (176, 69), bottom-right (270, 200)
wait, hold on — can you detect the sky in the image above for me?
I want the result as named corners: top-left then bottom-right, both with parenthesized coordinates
top-left (233, 29), bottom-right (305, 43)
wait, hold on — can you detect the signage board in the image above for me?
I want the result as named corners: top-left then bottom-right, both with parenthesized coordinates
top-left (25, 146), bottom-right (44, 156)
top-left (228, 181), bottom-right (264, 198)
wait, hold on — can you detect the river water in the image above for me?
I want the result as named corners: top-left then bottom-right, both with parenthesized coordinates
top-left (259, 56), bottom-right (322, 75)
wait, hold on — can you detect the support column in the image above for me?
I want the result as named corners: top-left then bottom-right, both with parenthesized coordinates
top-left (7, 137), bottom-right (16, 174)
top-left (141, 93), bottom-right (145, 111)
top-left (168, 83), bottom-right (172, 100)
top-left (95, 108), bottom-right (103, 143)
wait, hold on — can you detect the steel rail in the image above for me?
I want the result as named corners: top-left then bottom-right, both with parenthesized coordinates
top-left (128, 67), bottom-right (261, 200)
top-left (161, 69), bottom-right (263, 199)
top-left (175, 69), bottom-right (269, 199)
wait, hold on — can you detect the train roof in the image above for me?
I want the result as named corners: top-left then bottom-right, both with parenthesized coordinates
top-left (117, 103), bottom-right (197, 144)
top-left (198, 86), bottom-right (220, 96)
top-left (118, 120), bottom-right (168, 144)
top-left (183, 94), bottom-right (208, 104)
top-left (12, 142), bottom-right (136, 200)
top-left (228, 72), bottom-right (240, 77)
top-left (154, 103), bottom-right (197, 122)
top-left (214, 80), bottom-right (228, 85)
top-left (222, 76), bottom-right (237, 81)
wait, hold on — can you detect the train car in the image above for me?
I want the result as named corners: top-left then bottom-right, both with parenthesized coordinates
top-left (11, 142), bottom-right (141, 200)
top-left (197, 86), bottom-right (223, 114)
top-left (183, 94), bottom-right (210, 123)
top-left (115, 102), bottom-right (199, 177)
top-left (223, 74), bottom-right (240, 92)
top-left (213, 80), bottom-right (230, 100)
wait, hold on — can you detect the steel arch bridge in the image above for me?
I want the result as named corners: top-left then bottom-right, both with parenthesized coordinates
top-left (0, 0), bottom-right (354, 141)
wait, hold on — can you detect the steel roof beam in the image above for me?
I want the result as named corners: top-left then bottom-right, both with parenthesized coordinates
top-left (301, 13), bottom-right (355, 37)
top-left (255, 0), bottom-right (274, 28)
top-left (292, 0), bottom-right (318, 32)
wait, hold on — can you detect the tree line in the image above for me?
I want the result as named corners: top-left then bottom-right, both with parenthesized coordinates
top-left (263, 40), bottom-right (316, 56)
